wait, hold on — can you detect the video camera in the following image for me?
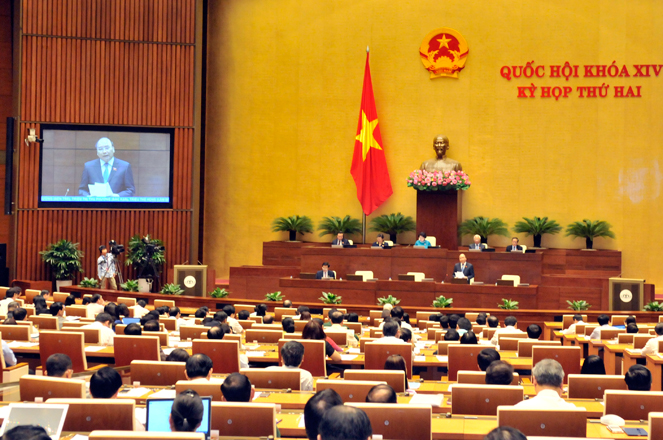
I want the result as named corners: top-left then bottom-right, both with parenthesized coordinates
top-left (108, 240), bottom-right (125, 256)
top-left (142, 235), bottom-right (165, 256)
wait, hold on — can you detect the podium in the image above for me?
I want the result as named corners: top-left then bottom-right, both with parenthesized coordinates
top-left (608, 278), bottom-right (645, 311)
top-left (416, 190), bottom-right (462, 250)
top-left (173, 265), bottom-right (215, 297)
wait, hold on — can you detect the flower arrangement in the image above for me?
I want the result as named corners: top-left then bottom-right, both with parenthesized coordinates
top-left (407, 169), bottom-right (471, 191)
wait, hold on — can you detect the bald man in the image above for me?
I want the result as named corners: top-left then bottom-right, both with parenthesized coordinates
top-left (469, 234), bottom-right (486, 250)
top-left (79, 137), bottom-right (135, 197)
top-left (453, 254), bottom-right (475, 283)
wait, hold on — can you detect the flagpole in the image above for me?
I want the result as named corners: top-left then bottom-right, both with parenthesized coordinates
top-left (363, 45), bottom-right (369, 245)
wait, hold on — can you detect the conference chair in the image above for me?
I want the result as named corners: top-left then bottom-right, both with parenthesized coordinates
top-left (211, 402), bottom-right (276, 438)
top-left (154, 299), bottom-right (175, 309)
top-left (344, 370), bottom-right (407, 393)
top-left (618, 333), bottom-right (635, 344)
top-left (369, 310), bottom-right (382, 326)
top-left (245, 329), bottom-right (283, 343)
top-left (448, 345), bottom-right (485, 381)
top-left (610, 315), bottom-right (630, 327)
top-left (354, 270), bottom-right (374, 281)
top-left (160, 317), bottom-right (177, 331)
top-left (649, 412), bottom-right (663, 440)
top-left (406, 272), bottom-right (426, 282)
top-left (516, 339), bottom-right (561, 357)
top-left (89, 433), bottom-right (204, 440)
top-left (604, 390), bottom-right (663, 421)
top-left (497, 407), bottom-right (588, 437)
top-left (433, 330), bottom-right (448, 342)
top-left (436, 340), bottom-right (460, 356)
top-left (251, 324), bottom-right (282, 331)
top-left (23, 306), bottom-right (35, 317)
top-left (233, 304), bottom-right (255, 315)
top-left (369, 327), bottom-right (384, 338)
top-left (60, 326), bottom-right (101, 344)
top-left (384, 240), bottom-right (394, 246)
top-left (416, 312), bottom-right (432, 327)
top-left (0, 324), bottom-right (31, 341)
top-left (47, 398), bottom-right (135, 431)
top-left (143, 331), bottom-right (168, 346)
top-left (567, 374), bottom-right (627, 399)
top-left (497, 333), bottom-right (528, 350)
top-left (274, 307), bottom-right (297, 321)
top-left (52, 292), bottom-right (69, 303)
top-left (315, 379), bottom-right (384, 402)
top-left (59, 321), bottom-right (87, 328)
top-left (345, 321), bottom-right (362, 335)
top-left (28, 315), bottom-right (59, 330)
top-left (240, 368), bottom-right (301, 390)
top-left (348, 403), bottom-right (432, 440)
top-left (237, 319), bottom-right (254, 330)
top-left (114, 335), bottom-right (161, 367)
top-left (425, 325), bottom-right (441, 339)
top-left (472, 324), bottom-right (486, 334)
top-left (457, 371), bottom-right (520, 385)
top-left (39, 331), bottom-right (94, 373)
top-left (277, 339), bottom-right (326, 377)
top-left (246, 316), bottom-right (262, 324)
top-left (175, 379), bottom-right (225, 401)
top-left (359, 337), bottom-right (377, 352)
top-left (325, 330), bottom-right (349, 347)
top-left (20, 376), bottom-right (86, 401)
top-left (532, 346), bottom-right (581, 383)
top-left (483, 328), bottom-right (498, 340)
top-left (364, 342), bottom-right (413, 379)
top-left (24, 289), bottom-right (41, 304)
top-left (634, 334), bottom-right (653, 349)
top-left (283, 332), bottom-right (303, 339)
top-left (0, 333), bottom-right (29, 381)
top-left (65, 305), bottom-right (89, 318)
top-left (116, 297), bottom-right (136, 307)
top-left (599, 328), bottom-right (626, 340)
top-left (562, 314), bottom-right (588, 330)
top-left (452, 384), bottom-right (524, 415)
top-left (583, 325), bottom-right (598, 337)
top-left (426, 236), bottom-right (437, 247)
top-left (323, 307), bottom-right (347, 317)
top-left (192, 339), bottom-right (241, 374)
top-left (499, 275), bottom-right (521, 286)
top-left (179, 325), bottom-right (208, 341)
top-left (131, 360), bottom-right (187, 386)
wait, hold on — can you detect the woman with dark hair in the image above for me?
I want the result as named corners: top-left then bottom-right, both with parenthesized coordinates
top-left (460, 331), bottom-right (478, 344)
top-left (581, 355), bottom-right (606, 375)
top-left (104, 303), bottom-right (118, 321)
top-left (170, 389), bottom-right (204, 432)
top-left (64, 294), bottom-right (77, 306)
top-left (302, 321), bottom-right (342, 361)
top-left (399, 328), bottom-right (412, 343)
top-left (384, 354), bottom-right (409, 390)
top-left (252, 304), bottom-right (268, 317)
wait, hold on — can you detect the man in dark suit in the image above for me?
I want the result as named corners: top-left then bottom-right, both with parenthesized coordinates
top-left (316, 262), bottom-right (335, 279)
top-left (78, 137), bottom-right (136, 197)
top-left (453, 253), bottom-right (474, 283)
top-left (331, 232), bottom-right (350, 246)
top-left (506, 237), bottom-right (523, 252)
top-left (468, 234), bottom-right (486, 250)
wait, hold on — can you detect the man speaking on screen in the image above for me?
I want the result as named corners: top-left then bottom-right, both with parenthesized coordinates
top-left (78, 137), bottom-right (136, 197)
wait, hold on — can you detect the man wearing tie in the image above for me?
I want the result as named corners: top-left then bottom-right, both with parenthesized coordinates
top-left (506, 237), bottom-right (523, 252)
top-left (332, 232), bottom-right (350, 246)
top-left (78, 137), bottom-right (136, 197)
top-left (468, 234), bottom-right (486, 250)
top-left (453, 254), bottom-right (475, 283)
top-left (316, 262), bottom-right (335, 279)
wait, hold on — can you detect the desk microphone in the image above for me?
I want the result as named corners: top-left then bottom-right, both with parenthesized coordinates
top-left (64, 188), bottom-right (69, 197)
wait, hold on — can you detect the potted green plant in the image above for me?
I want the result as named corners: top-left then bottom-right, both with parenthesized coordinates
top-left (565, 219), bottom-right (615, 250)
top-left (513, 216), bottom-right (562, 248)
top-left (458, 216), bottom-right (509, 245)
top-left (271, 215), bottom-right (314, 242)
top-left (377, 295), bottom-right (400, 306)
top-left (644, 301), bottom-right (663, 312)
top-left (369, 213), bottom-right (416, 244)
top-left (79, 277), bottom-right (99, 288)
top-left (265, 291), bottom-right (284, 301)
top-left (210, 287), bottom-right (230, 298)
top-left (125, 235), bottom-right (166, 292)
top-left (319, 291), bottom-right (342, 304)
top-left (160, 283), bottom-right (184, 295)
top-left (567, 300), bottom-right (591, 311)
top-left (39, 239), bottom-right (84, 290)
top-left (317, 216), bottom-right (362, 239)
top-left (432, 295), bottom-right (453, 308)
top-left (498, 298), bottom-right (519, 310)
top-left (120, 279), bottom-right (140, 292)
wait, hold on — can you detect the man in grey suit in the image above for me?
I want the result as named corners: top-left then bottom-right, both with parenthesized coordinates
top-left (468, 234), bottom-right (486, 250)
top-left (78, 137), bottom-right (136, 197)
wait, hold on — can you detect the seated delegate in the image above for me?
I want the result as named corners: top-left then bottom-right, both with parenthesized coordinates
top-left (413, 231), bottom-right (431, 248)
top-left (372, 233), bottom-right (389, 248)
top-left (506, 237), bottom-right (523, 252)
top-left (316, 262), bottom-right (335, 280)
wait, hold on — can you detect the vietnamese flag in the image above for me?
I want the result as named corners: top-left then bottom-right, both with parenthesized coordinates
top-left (351, 51), bottom-right (393, 215)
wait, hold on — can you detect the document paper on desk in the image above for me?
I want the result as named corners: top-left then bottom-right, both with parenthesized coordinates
top-left (84, 346), bottom-right (106, 352)
top-left (409, 393), bottom-right (444, 407)
top-left (88, 182), bottom-right (112, 197)
top-left (340, 354), bottom-right (358, 361)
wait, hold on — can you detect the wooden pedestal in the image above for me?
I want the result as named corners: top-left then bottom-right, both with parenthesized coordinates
top-left (416, 190), bottom-right (462, 250)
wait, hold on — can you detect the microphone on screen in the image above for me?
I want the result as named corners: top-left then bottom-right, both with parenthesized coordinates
top-left (64, 188), bottom-right (70, 197)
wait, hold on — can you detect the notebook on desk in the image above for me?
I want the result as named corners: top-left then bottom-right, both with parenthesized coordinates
top-left (299, 272), bottom-right (316, 279)
top-left (398, 274), bottom-right (416, 281)
top-left (146, 396), bottom-right (211, 437)
top-left (0, 403), bottom-right (69, 440)
top-left (345, 274), bottom-right (364, 281)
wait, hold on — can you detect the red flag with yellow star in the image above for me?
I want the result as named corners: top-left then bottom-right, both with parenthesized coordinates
top-left (351, 52), bottom-right (393, 215)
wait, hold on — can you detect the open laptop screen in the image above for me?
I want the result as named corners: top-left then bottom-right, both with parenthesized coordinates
top-left (0, 404), bottom-right (69, 440)
top-left (146, 397), bottom-right (211, 435)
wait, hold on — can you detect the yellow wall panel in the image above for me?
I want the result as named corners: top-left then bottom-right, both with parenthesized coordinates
top-left (205, 0), bottom-right (663, 292)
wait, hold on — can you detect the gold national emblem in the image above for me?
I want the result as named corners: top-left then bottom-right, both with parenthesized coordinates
top-left (419, 28), bottom-right (469, 79)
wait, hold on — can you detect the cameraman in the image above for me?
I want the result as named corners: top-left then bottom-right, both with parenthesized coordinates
top-left (97, 245), bottom-right (117, 290)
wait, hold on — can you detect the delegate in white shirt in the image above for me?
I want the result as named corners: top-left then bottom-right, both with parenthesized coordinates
top-left (641, 335), bottom-right (663, 355)
top-left (81, 321), bottom-right (115, 346)
top-left (513, 389), bottom-right (577, 410)
top-left (265, 365), bottom-right (313, 391)
top-left (490, 325), bottom-right (524, 345)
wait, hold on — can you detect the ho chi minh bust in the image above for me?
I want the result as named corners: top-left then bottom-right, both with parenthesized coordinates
top-left (420, 134), bottom-right (462, 173)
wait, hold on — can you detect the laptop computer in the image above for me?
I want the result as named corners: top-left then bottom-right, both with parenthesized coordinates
top-left (0, 403), bottom-right (69, 440)
top-left (122, 317), bottom-right (141, 325)
top-left (146, 396), bottom-right (212, 437)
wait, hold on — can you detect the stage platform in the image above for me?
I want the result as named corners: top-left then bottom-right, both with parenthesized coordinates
top-left (228, 242), bottom-right (655, 310)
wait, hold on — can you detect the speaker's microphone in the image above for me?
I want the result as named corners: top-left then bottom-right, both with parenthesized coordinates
top-left (64, 188), bottom-right (69, 197)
